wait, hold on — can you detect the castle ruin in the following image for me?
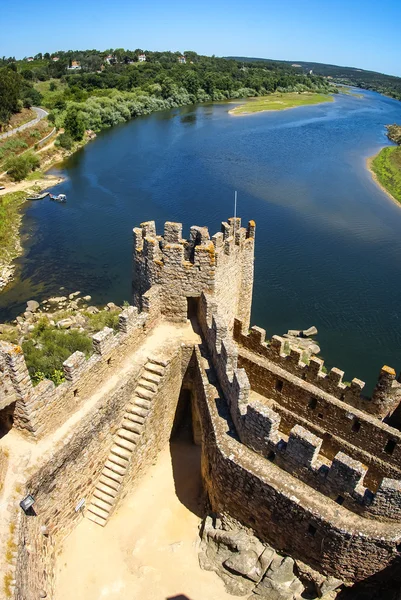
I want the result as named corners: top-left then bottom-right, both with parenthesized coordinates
top-left (1, 216), bottom-right (401, 598)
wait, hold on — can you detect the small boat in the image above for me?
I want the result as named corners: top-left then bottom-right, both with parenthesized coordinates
top-left (49, 194), bottom-right (67, 203)
top-left (27, 192), bottom-right (49, 201)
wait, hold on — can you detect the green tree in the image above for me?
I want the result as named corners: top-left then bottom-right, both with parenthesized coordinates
top-left (64, 107), bottom-right (86, 140)
top-left (0, 67), bottom-right (22, 125)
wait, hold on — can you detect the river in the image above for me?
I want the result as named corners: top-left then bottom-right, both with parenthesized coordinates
top-left (1, 89), bottom-right (401, 392)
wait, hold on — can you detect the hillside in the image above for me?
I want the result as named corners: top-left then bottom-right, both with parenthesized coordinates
top-left (227, 57), bottom-right (401, 100)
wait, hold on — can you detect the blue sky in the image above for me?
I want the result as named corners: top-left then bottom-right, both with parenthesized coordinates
top-left (2, 0), bottom-right (401, 76)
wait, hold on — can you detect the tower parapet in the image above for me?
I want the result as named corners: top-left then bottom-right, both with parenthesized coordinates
top-left (132, 217), bottom-right (255, 328)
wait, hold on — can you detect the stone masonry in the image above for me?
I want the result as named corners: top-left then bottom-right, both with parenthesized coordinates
top-left (1, 216), bottom-right (401, 599)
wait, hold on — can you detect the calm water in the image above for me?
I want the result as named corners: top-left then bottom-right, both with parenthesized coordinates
top-left (1, 90), bottom-right (401, 391)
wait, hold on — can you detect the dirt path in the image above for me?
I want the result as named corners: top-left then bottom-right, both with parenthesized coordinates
top-left (55, 439), bottom-right (234, 600)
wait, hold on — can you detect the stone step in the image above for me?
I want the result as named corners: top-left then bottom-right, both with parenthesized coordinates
top-left (104, 460), bottom-right (126, 475)
top-left (91, 497), bottom-right (112, 513)
top-left (110, 445), bottom-right (131, 460)
top-left (118, 427), bottom-right (141, 442)
top-left (97, 482), bottom-right (118, 497)
top-left (135, 386), bottom-right (154, 400)
top-left (115, 437), bottom-right (136, 452)
top-left (127, 405), bottom-right (148, 418)
top-left (124, 411), bottom-right (145, 425)
top-left (87, 503), bottom-right (109, 520)
top-left (133, 397), bottom-right (151, 410)
top-left (141, 372), bottom-right (161, 385)
top-left (148, 356), bottom-right (169, 368)
top-left (107, 454), bottom-right (128, 469)
top-left (145, 362), bottom-right (165, 376)
top-left (122, 419), bottom-right (143, 434)
top-left (100, 473), bottom-right (121, 490)
top-left (93, 489), bottom-right (115, 506)
top-left (86, 512), bottom-right (107, 527)
top-left (138, 378), bottom-right (157, 392)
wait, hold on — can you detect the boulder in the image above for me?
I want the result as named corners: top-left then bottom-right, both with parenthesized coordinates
top-left (83, 295), bottom-right (92, 302)
top-left (26, 300), bottom-right (40, 313)
top-left (86, 306), bottom-right (99, 314)
top-left (224, 549), bottom-right (260, 580)
top-left (319, 576), bottom-right (343, 596)
top-left (69, 291), bottom-right (81, 299)
top-left (56, 318), bottom-right (74, 329)
top-left (266, 556), bottom-right (296, 585)
top-left (302, 326), bottom-right (318, 337)
top-left (253, 578), bottom-right (295, 599)
top-left (106, 302), bottom-right (119, 311)
top-left (48, 296), bottom-right (67, 304)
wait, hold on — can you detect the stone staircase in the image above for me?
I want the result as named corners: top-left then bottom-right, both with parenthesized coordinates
top-left (86, 356), bottom-right (168, 526)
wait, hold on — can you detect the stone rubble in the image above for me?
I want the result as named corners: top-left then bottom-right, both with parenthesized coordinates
top-left (199, 515), bottom-right (343, 600)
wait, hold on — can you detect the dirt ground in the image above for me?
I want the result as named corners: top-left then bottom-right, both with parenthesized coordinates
top-left (55, 432), bottom-right (235, 600)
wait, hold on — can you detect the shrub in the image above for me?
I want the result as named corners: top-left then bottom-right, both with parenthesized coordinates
top-left (5, 151), bottom-right (40, 181)
top-left (83, 309), bottom-right (120, 333)
top-left (55, 131), bottom-right (73, 150)
top-left (22, 321), bottom-right (92, 385)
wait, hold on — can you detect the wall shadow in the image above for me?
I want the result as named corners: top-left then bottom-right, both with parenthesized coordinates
top-left (167, 595), bottom-right (192, 600)
top-left (169, 388), bottom-right (204, 519)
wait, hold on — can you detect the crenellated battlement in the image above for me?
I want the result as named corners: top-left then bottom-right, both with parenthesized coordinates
top-left (0, 306), bottom-right (153, 439)
top-left (197, 291), bottom-right (401, 524)
top-left (233, 320), bottom-right (401, 419)
top-left (132, 217), bottom-right (256, 328)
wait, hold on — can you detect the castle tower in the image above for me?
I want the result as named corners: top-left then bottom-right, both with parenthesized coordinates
top-left (132, 217), bottom-right (255, 329)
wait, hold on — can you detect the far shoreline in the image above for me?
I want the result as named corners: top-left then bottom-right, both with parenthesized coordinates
top-left (228, 92), bottom-right (335, 117)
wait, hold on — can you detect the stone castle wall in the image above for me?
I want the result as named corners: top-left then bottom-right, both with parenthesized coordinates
top-left (13, 344), bottom-right (190, 600)
top-left (0, 305), bottom-right (158, 441)
top-left (235, 337), bottom-right (401, 486)
top-left (191, 332), bottom-right (401, 582)
top-left (233, 320), bottom-right (401, 419)
top-left (132, 218), bottom-right (255, 329)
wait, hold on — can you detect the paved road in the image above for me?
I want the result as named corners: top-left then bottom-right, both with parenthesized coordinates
top-left (0, 107), bottom-right (49, 141)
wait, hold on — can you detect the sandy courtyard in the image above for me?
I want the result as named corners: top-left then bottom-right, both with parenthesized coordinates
top-left (55, 434), bottom-right (235, 600)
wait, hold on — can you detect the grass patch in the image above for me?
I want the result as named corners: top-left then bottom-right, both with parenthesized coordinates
top-left (3, 572), bottom-right (13, 598)
top-left (371, 146), bottom-right (401, 203)
top-left (22, 318), bottom-right (93, 385)
top-left (34, 79), bottom-right (67, 108)
top-left (82, 310), bottom-right (120, 334)
top-left (230, 92), bottom-right (333, 115)
top-left (0, 120), bottom-right (53, 168)
top-left (337, 86), bottom-right (363, 98)
top-left (25, 169), bottom-right (45, 181)
top-left (0, 191), bottom-right (26, 262)
top-left (6, 108), bottom-right (36, 130)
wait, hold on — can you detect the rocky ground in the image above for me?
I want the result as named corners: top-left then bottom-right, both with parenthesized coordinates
top-left (0, 290), bottom-right (122, 345)
top-left (199, 515), bottom-right (343, 599)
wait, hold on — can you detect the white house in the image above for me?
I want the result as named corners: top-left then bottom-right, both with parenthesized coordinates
top-left (178, 55), bottom-right (186, 64)
top-left (138, 54), bottom-right (146, 62)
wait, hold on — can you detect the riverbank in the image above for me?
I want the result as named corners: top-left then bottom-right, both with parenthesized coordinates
top-left (367, 147), bottom-right (401, 205)
top-left (0, 173), bottom-right (65, 290)
top-left (0, 131), bottom-right (95, 292)
top-left (229, 92), bottom-right (334, 116)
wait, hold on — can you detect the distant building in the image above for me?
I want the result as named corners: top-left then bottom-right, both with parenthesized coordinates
top-left (27, 57), bottom-right (34, 62)
top-left (138, 54), bottom-right (146, 62)
top-left (291, 63), bottom-right (302, 68)
top-left (309, 69), bottom-right (313, 75)
top-left (52, 57), bottom-right (60, 62)
top-left (105, 54), bottom-right (115, 65)
top-left (67, 60), bottom-right (82, 71)
top-left (178, 55), bottom-right (186, 64)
